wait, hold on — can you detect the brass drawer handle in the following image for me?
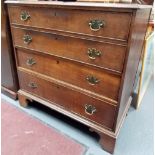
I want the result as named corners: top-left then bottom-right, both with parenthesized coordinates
top-left (85, 104), bottom-right (96, 115)
top-left (26, 57), bottom-right (36, 66)
top-left (20, 11), bottom-right (30, 21)
top-left (87, 48), bottom-right (101, 60)
top-left (89, 20), bottom-right (105, 31)
top-left (28, 82), bottom-right (37, 89)
top-left (86, 76), bottom-right (100, 85)
top-left (23, 34), bottom-right (32, 44)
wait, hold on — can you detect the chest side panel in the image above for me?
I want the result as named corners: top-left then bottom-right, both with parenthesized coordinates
top-left (115, 8), bottom-right (151, 130)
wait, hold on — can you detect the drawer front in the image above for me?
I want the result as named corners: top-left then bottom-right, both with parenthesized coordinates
top-left (18, 71), bottom-right (117, 129)
top-left (9, 6), bottom-right (132, 40)
top-left (12, 27), bottom-right (126, 72)
top-left (17, 49), bottom-right (121, 101)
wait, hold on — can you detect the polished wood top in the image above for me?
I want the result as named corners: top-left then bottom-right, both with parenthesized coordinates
top-left (5, 1), bottom-right (152, 9)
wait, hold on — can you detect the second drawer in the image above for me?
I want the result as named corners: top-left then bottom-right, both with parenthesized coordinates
top-left (16, 49), bottom-right (121, 101)
top-left (12, 27), bottom-right (126, 73)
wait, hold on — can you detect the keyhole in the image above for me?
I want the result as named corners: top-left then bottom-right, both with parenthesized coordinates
top-left (56, 60), bottom-right (59, 64)
top-left (56, 86), bottom-right (60, 89)
top-left (54, 12), bottom-right (57, 16)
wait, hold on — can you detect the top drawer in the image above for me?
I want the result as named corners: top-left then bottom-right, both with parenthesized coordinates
top-left (8, 6), bottom-right (132, 41)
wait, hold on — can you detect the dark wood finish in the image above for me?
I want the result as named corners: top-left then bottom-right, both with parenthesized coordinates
top-left (6, 1), bottom-right (152, 154)
top-left (1, 86), bottom-right (17, 99)
top-left (18, 70), bottom-right (117, 129)
top-left (16, 49), bottom-right (121, 101)
top-left (99, 133), bottom-right (116, 154)
top-left (89, 127), bottom-right (116, 154)
top-left (1, 0), bottom-right (18, 99)
top-left (18, 93), bottom-right (29, 107)
top-left (8, 6), bottom-right (132, 41)
top-left (12, 27), bottom-right (126, 73)
top-left (18, 92), bottom-right (33, 107)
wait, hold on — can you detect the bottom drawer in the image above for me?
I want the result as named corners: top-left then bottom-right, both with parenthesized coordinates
top-left (18, 71), bottom-right (117, 130)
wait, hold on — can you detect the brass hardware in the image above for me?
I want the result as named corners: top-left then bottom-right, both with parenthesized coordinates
top-left (86, 76), bottom-right (100, 85)
top-left (85, 104), bottom-right (96, 115)
top-left (20, 11), bottom-right (30, 21)
top-left (23, 35), bottom-right (32, 44)
top-left (89, 20), bottom-right (105, 31)
top-left (26, 57), bottom-right (36, 66)
top-left (87, 48), bottom-right (101, 60)
top-left (28, 82), bottom-right (37, 89)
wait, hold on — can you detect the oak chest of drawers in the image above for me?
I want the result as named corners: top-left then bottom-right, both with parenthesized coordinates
top-left (6, 1), bottom-right (151, 153)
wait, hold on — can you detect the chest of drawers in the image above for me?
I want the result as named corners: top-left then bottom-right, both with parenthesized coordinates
top-left (6, 1), bottom-right (151, 153)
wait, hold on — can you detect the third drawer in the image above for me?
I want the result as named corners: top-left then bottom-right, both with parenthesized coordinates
top-left (16, 49), bottom-right (121, 101)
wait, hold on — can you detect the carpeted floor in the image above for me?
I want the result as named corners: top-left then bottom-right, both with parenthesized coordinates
top-left (1, 100), bottom-right (86, 155)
